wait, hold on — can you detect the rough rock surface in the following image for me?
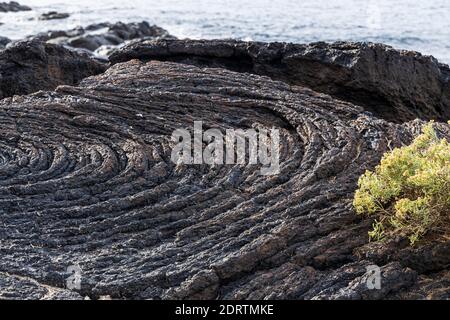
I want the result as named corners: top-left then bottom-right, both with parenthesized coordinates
top-left (0, 272), bottom-right (83, 300)
top-left (32, 21), bottom-right (175, 59)
top-left (0, 59), bottom-right (448, 300)
top-left (0, 1), bottom-right (30, 12)
top-left (0, 40), bottom-right (106, 99)
top-left (111, 39), bottom-right (450, 123)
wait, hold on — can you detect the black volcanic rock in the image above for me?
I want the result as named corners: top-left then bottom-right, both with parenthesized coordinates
top-left (39, 11), bottom-right (70, 21)
top-left (0, 1), bottom-right (31, 12)
top-left (32, 21), bottom-right (175, 58)
top-left (0, 40), bottom-right (106, 99)
top-left (111, 39), bottom-right (450, 123)
top-left (0, 36), bottom-right (11, 48)
top-left (66, 21), bottom-right (169, 51)
top-left (30, 27), bottom-right (85, 43)
top-left (0, 59), bottom-right (448, 300)
top-left (0, 273), bottom-right (83, 300)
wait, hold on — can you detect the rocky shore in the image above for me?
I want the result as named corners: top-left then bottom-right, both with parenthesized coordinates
top-left (0, 21), bottom-right (448, 300)
top-left (29, 21), bottom-right (175, 59)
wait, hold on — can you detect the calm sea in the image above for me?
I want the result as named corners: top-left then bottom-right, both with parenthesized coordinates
top-left (1, 0), bottom-right (449, 64)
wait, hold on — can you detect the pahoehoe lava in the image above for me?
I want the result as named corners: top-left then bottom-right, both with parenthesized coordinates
top-left (111, 39), bottom-right (450, 123)
top-left (0, 57), bottom-right (449, 299)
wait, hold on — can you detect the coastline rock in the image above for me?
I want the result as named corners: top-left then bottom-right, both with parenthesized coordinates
top-left (0, 1), bottom-right (31, 12)
top-left (32, 21), bottom-right (175, 59)
top-left (0, 59), bottom-right (448, 299)
top-left (0, 36), bottom-right (10, 48)
top-left (39, 11), bottom-right (70, 21)
top-left (111, 39), bottom-right (450, 123)
top-left (0, 40), bottom-right (106, 99)
top-left (30, 27), bottom-right (85, 43)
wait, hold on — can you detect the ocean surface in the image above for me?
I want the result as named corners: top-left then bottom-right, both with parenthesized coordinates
top-left (1, 0), bottom-right (449, 64)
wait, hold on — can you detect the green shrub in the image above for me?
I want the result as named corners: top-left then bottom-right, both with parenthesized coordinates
top-left (353, 122), bottom-right (450, 245)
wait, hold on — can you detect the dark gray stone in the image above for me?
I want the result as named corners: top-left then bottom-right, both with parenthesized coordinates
top-left (30, 21), bottom-right (175, 59)
top-left (39, 11), bottom-right (70, 21)
top-left (0, 36), bottom-right (11, 48)
top-left (0, 59), bottom-right (448, 299)
top-left (111, 39), bottom-right (450, 123)
top-left (0, 40), bottom-right (106, 99)
top-left (0, 1), bottom-right (31, 12)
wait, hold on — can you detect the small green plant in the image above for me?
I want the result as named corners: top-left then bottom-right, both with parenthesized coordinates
top-left (353, 122), bottom-right (450, 245)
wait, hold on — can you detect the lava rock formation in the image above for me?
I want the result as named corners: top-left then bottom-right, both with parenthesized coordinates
top-left (111, 39), bottom-right (450, 123)
top-left (0, 37), bottom-right (448, 299)
top-left (0, 40), bottom-right (106, 99)
top-left (31, 21), bottom-right (175, 59)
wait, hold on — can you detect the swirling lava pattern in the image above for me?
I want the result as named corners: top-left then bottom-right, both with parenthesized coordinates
top-left (0, 60), bottom-right (447, 299)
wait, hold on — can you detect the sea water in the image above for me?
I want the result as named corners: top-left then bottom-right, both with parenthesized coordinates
top-left (1, 0), bottom-right (449, 64)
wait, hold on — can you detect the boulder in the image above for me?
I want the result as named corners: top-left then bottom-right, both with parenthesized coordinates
top-left (0, 40), bottom-right (106, 99)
